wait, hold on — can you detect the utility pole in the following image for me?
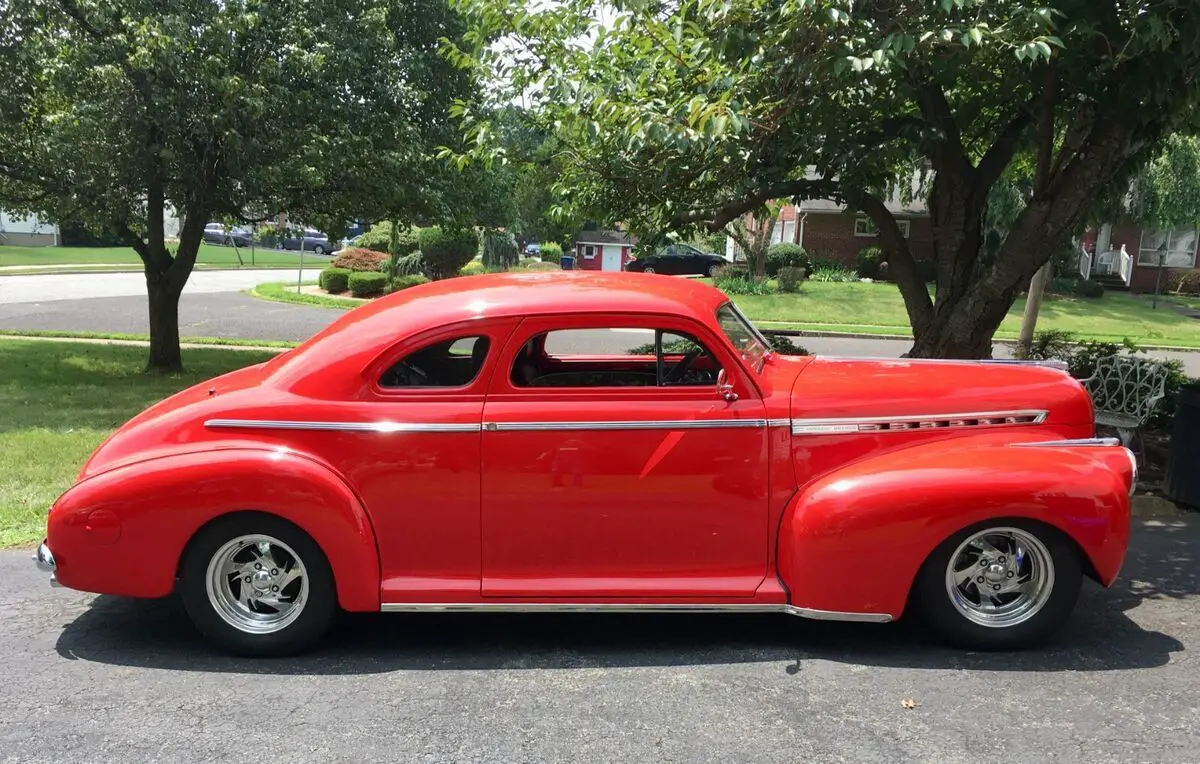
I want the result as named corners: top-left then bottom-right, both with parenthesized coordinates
top-left (1017, 263), bottom-right (1052, 355)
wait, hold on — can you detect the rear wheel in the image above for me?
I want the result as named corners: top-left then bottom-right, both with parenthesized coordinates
top-left (912, 520), bottom-right (1081, 649)
top-left (707, 263), bottom-right (721, 277)
top-left (643, 266), bottom-right (656, 274)
top-left (313, 244), bottom-right (327, 256)
top-left (179, 514), bottom-right (336, 656)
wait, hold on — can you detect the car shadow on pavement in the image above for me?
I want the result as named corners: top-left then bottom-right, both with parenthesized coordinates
top-left (54, 519), bottom-right (1193, 675)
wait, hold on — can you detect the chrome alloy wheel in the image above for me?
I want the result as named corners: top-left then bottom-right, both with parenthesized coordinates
top-left (944, 526), bottom-right (1055, 628)
top-left (205, 534), bottom-right (308, 634)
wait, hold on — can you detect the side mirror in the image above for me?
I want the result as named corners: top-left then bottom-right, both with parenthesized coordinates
top-left (716, 369), bottom-right (738, 402)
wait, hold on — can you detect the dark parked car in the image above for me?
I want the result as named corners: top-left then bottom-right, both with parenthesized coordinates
top-left (281, 228), bottom-right (337, 255)
top-left (202, 223), bottom-right (253, 248)
top-left (625, 243), bottom-right (728, 277)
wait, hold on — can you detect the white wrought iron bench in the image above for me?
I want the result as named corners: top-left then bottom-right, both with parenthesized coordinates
top-left (1079, 355), bottom-right (1169, 450)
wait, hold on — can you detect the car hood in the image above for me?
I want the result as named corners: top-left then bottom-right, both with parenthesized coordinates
top-left (790, 357), bottom-right (1093, 427)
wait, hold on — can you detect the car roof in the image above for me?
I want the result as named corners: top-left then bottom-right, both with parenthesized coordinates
top-left (266, 271), bottom-right (735, 393)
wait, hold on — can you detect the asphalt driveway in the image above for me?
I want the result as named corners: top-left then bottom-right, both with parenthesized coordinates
top-left (3, 517), bottom-right (1199, 762)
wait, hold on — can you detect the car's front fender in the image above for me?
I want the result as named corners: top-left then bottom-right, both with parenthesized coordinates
top-left (47, 447), bottom-right (380, 611)
top-left (777, 436), bottom-right (1132, 620)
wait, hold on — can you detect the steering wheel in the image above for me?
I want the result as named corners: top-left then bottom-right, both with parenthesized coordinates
top-left (397, 360), bottom-right (430, 386)
top-left (664, 346), bottom-right (705, 384)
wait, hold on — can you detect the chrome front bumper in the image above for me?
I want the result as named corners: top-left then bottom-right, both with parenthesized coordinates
top-left (33, 542), bottom-right (61, 587)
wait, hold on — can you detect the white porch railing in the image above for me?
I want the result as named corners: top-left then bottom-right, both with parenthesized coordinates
top-left (1078, 247), bottom-right (1092, 280)
top-left (1117, 244), bottom-right (1133, 286)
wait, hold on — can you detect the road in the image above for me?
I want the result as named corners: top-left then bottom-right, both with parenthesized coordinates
top-left (0, 268), bottom-right (324, 304)
top-left (2, 516), bottom-right (1198, 762)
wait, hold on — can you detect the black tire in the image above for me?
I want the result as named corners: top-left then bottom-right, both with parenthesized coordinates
top-left (643, 266), bottom-right (656, 274)
top-left (707, 264), bottom-right (720, 278)
top-left (911, 518), bottom-right (1082, 650)
top-left (178, 513), bottom-right (337, 656)
top-left (313, 244), bottom-right (326, 256)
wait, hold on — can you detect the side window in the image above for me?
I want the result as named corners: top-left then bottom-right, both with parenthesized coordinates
top-left (380, 335), bottom-right (490, 388)
top-left (510, 328), bottom-right (721, 388)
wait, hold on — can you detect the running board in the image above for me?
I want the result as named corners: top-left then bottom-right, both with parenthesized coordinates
top-left (378, 602), bottom-right (892, 623)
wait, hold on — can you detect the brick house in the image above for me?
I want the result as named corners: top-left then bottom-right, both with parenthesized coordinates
top-left (1080, 222), bottom-right (1199, 294)
top-left (573, 230), bottom-right (637, 271)
top-left (728, 197), bottom-right (933, 265)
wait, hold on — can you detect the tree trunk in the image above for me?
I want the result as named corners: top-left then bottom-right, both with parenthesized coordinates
top-left (145, 273), bottom-right (185, 372)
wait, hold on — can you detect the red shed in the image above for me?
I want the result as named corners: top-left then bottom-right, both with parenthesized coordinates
top-left (574, 231), bottom-right (637, 271)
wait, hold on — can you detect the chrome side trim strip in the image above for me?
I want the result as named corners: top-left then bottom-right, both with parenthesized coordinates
top-left (204, 419), bottom-right (481, 434)
top-left (1011, 437), bottom-right (1121, 448)
top-left (484, 419), bottom-right (767, 432)
top-left (766, 418), bottom-right (792, 428)
top-left (379, 602), bottom-right (893, 622)
top-left (791, 409), bottom-right (1048, 435)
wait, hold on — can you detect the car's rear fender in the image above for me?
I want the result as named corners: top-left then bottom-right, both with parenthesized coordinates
top-left (47, 447), bottom-right (380, 611)
top-left (776, 436), bottom-right (1132, 620)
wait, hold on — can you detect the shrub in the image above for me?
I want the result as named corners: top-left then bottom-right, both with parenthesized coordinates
top-left (1051, 246), bottom-right (1083, 279)
top-left (347, 271), bottom-right (387, 297)
top-left (777, 266), bottom-right (804, 293)
top-left (481, 230), bottom-right (520, 269)
top-left (766, 333), bottom-right (809, 355)
top-left (1048, 277), bottom-right (1104, 299)
top-left (1171, 270), bottom-right (1200, 295)
top-left (418, 227), bottom-right (479, 279)
top-left (765, 243), bottom-right (809, 277)
top-left (256, 222), bottom-right (281, 248)
top-left (355, 221), bottom-right (420, 256)
top-left (855, 247), bottom-right (886, 280)
top-left (808, 265), bottom-right (858, 283)
top-left (715, 268), bottom-right (776, 295)
top-left (459, 260), bottom-right (487, 276)
top-left (539, 242), bottom-right (564, 262)
top-left (520, 259), bottom-right (560, 272)
top-left (331, 247), bottom-right (388, 272)
top-left (386, 274), bottom-right (430, 293)
top-left (320, 267), bottom-right (352, 294)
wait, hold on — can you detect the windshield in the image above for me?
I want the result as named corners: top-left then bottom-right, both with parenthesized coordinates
top-left (716, 302), bottom-right (771, 373)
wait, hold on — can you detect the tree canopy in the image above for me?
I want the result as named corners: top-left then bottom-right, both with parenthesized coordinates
top-left (449, 0), bottom-right (1200, 357)
top-left (0, 0), bottom-right (475, 369)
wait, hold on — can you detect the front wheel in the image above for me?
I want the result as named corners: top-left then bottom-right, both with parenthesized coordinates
top-left (179, 514), bottom-right (336, 656)
top-left (642, 266), bottom-right (656, 274)
top-left (912, 520), bottom-right (1082, 650)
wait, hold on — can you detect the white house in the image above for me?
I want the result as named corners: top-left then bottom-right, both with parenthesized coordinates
top-left (0, 212), bottom-right (58, 246)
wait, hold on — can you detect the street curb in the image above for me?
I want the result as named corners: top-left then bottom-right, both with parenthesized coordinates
top-left (0, 333), bottom-right (291, 353)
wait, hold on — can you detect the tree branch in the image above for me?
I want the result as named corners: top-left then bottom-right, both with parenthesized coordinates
top-left (912, 78), bottom-right (970, 174)
top-left (669, 177), bottom-right (839, 231)
top-left (859, 192), bottom-right (933, 333)
top-left (1033, 60), bottom-right (1058, 196)
top-left (975, 97), bottom-right (1037, 191)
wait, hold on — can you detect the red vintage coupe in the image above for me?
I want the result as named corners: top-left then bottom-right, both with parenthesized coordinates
top-left (35, 272), bottom-right (1134, 655)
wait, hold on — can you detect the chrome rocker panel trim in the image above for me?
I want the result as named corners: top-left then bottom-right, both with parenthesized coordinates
top-left (1011, 437), bottom-right (1121, 448)
top-left (379, 602), bottom-right (892, 623)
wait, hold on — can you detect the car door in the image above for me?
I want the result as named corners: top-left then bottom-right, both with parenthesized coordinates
top-left (657, 245), bottom-right (683, 274)
top-left (349, 318), bottom-right (518, 603)
top-left (480, 314), bottom-right (770, 599)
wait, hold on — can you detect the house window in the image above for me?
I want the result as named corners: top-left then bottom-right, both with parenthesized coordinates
top-left (1138, 227), bottom-right (1198, 268)
top-left (854, 218), bottom-right (910, 238)
top-left (582, 245), bottom-right (596, 259)
top-left (380, 336), bottom-right (490, 388)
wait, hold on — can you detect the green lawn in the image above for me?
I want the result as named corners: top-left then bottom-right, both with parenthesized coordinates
top-left (0, 340), bottom-right (275, 547)
top-left (0, 243), bottom-right (313, 268)
top-left (726, 281), bottom-right (1200, 348)
top-left (251, 281), bottom-right (367, 309)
